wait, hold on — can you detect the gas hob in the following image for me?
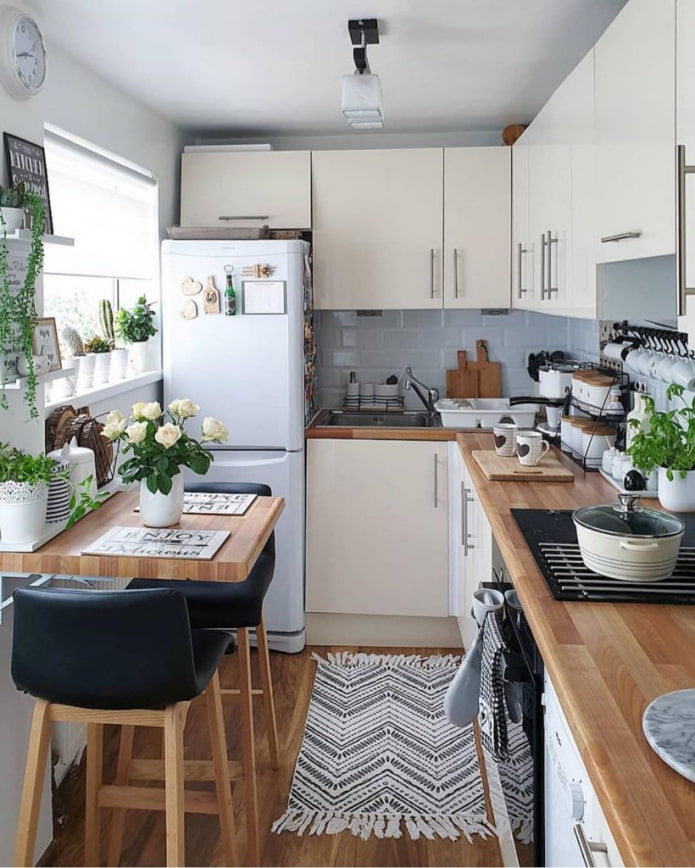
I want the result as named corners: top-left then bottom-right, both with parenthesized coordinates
top-left (512, 509), bottom-right (695, 604)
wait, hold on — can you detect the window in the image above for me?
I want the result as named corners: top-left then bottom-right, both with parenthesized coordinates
top-left (42, 126), bottom-right (159, 355)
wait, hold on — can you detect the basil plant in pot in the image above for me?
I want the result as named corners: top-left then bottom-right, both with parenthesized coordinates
top-left (0, 444), bottom-right (58, 544)
top-left (626, 384), bottom-right (695, 512)
top-left (115, 295), bottom-right (157, 375)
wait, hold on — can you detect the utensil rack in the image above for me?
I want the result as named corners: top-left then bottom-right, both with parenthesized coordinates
top-left (611, 321), bottom-right (693, 359)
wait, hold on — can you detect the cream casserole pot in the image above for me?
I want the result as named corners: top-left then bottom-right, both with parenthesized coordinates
top-left (572, 494), bottom-right (685, 582)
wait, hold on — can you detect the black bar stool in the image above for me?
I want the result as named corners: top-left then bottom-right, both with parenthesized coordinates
top-left (127, 481), bottom-right (279, 866)
top-left (11, 586), bottom-right (238, 868)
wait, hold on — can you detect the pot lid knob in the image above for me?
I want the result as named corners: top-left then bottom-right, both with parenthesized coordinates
top-left (615, 493), bottom-right (640, 515)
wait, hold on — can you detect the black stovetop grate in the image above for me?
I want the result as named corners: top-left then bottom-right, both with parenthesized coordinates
top-left (512, 508), bottom-right (695, 603)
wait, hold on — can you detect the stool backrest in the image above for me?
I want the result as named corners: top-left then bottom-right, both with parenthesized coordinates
top-left (12, 587), bottom-right (201, 709)
top-left (186, 481), bottom-right (275, 557)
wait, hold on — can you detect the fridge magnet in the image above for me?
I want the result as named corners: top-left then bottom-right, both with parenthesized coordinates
top-left (180, 276), bottom-right (202, 295)
top-left (179, 298), bottom-right (198, 319)
top-left (242, 280), bottom-right (286, 315)
top-left (241, 264), bottom-right (274, 278)
top-left (203, 275), bottom-right (220, 314)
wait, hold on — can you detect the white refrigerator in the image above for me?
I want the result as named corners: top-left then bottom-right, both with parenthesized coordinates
top-left (160, 239), bottom-right (315, 653)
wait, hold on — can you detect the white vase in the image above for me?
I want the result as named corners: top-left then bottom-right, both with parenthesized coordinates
top-left (76, 354), bottom-right (96, 391)
top-left (657, 467), bottom-right (695, 512)
top-left (0, 206), bottom-right (24, 233)
top-left (0, 481), bottom-right (48, 544)
top-left (93, 351), bottom-right (113, 386)
top-left (139, 474), bottom-right (184, 528)
top-left (130, 340), bottom-right (149, 375)
top-left (109, 347), bottom-right (129, 380)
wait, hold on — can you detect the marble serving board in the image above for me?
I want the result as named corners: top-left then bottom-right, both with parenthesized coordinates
top-left (642, 689), bottom-right (695, 783)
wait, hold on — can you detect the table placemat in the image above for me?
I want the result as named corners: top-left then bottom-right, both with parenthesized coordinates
top-left (182, 492), bottom-right (257, 515)
top-left (82, 526), bottom-right (230, 560)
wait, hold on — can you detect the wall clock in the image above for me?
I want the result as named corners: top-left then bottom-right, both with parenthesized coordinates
top-left (0, 6), bottom-right (47, 99)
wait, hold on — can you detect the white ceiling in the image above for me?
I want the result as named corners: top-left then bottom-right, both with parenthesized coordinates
top-left (33, 0), bottom-right (628, 137)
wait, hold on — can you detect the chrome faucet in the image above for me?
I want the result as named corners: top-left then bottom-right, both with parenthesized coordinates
top-left (404, 367), bottom-right (440, 413)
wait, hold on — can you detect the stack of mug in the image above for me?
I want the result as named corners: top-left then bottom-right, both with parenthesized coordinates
top-left (617, 343), bottom-right (695, 391)
top-left (493, 423), bottom-right (550, 467)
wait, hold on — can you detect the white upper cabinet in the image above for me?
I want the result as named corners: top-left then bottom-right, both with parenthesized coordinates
top-left (594, 0), bottom-right (676, 262)
top-left (443, 147), bottom-right (511, 308)
top-left (312, 148), bottom-right (444, 310)
top-left (180, 150), bottom-right (312, 229)
top-left (511, 139), bottom-right (534, 309)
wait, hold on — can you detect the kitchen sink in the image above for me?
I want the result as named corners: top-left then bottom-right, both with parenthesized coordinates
top-left (315, 410), bottom-right (441, 428)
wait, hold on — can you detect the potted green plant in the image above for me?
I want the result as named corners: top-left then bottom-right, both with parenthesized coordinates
top-left (0, 181), bottom-right (27, 232)
top-left (115, 295), bottom-right (157, 374)
top-left (84, 334), bottom-right (113, 386)
top-left (626, 384), bottom-right (695, 512)
top-left (100, 297), bottom-right (128, 380)
top-left (0, 443), bottom-right (57, 543)
top-left (0, 189), bottom-right (45, 418)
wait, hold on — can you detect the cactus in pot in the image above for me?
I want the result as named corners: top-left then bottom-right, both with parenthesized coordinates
top-left (61, 325), bottom-right (85, 358)
top-left (99, 298), bottom-right (116, 348)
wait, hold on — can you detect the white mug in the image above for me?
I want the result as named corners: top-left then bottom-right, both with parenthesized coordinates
top-left (670, 356), bottom-right (695, 390)
top-left (493, 423), bottom-right (518, 457)
top-left (515, 430), bottom-right (550, 466)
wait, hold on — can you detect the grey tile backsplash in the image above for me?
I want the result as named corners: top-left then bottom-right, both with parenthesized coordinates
top-left (316, 309), bottom-right (600, 409)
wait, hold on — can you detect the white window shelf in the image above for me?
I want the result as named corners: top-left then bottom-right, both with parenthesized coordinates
top-left (44, 370), bottom-right (163, 413)
top-left (2, 229), bottom-right (75, 246)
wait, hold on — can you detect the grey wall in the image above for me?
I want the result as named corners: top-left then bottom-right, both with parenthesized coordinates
top-left (316, 309), bottom-right (600, 409)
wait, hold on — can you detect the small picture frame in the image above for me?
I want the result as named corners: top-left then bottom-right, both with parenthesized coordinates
top-left (3, 132), bottom-right (53, 235)
top-left (31, 317), bottom-right (61, 372)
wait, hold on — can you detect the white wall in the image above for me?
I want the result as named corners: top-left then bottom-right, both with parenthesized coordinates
top-left (0, 45), bottom-right (184, 452)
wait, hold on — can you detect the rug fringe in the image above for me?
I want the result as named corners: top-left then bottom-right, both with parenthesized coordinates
top-left (312, 651), bottom-right (462, 669)
top-left (272, 809), bottom-right (495, 842)
top-left (510, 814), bottom-right (534, 845)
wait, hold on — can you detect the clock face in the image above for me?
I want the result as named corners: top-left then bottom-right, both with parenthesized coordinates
top-left (12, 13), bottom-right (46, 93)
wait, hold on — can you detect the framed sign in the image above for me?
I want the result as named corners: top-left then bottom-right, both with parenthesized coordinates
top-left (3, 132), bottom-right (53, 234)
top-left (31, 317), bottom-right (61, 371)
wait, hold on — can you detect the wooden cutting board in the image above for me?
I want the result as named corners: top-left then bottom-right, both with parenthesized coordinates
top-left (446, 350), bottom-right (479, 398)
top-left (472, 449), bottom-right (575, 482)
top-left (468, 340), bottom-right (501, 398)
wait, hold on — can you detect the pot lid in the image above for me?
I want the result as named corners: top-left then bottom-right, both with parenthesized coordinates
top-left (573, 495), bottom-right (685, 538)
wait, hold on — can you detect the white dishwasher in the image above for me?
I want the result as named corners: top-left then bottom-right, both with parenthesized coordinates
top-left (544, 672), bottom-right (622, 867)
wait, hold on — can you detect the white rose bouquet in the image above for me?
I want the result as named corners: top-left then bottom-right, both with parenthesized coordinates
top-left (102, 399), bottom-right (228, 495)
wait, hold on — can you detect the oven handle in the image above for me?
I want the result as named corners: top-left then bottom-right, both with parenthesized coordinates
top-left (574, 823), bottom-right (608, 867)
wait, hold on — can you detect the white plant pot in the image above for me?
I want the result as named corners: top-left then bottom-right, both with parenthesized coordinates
top-left (130, 340), bottom-right (149, 374)
top-left (0, 206), bottom-right (24, 233)
top-left (93, 351), bottom-right (112, 386)
top-left (76, 353), bottom-right (96, 391)
top-left (139, 474), bottom-right (184, 528)
top-left (109, 347), bottom-right (129, 380)
top-left (0, 482), bottom-right (48, 544)
top-left (53, 358), bottom-right (77, 399)
top-left (657, 468), bottom-right (695, 513)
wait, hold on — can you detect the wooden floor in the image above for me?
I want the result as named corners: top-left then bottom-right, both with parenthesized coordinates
top-left (39, 645), bottom-right (503, 867)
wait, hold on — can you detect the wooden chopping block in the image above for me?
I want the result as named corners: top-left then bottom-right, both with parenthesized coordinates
top-left (469, 339), bottom-right (501, 398)
top-left (446, 349), bottom-right (479, 398)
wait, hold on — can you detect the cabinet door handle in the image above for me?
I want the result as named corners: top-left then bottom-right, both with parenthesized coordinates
top-left (600, 231), bottom-right (642, 243)
top-left (517, 242), bottom-right (528, 297)
top-left (573, 823), bottom-right (608, 868)
top-left (465, 488), bottom-right (475, 550)
top-left (453, 248), bottom-right (461, 298)
top-left (540, 233), bottom-right (547, 300)
top-left (677, 144), bottom-right (695, 316)
top-left (430, 249), bottom-right (436, 299)
top-left (219, 215), bottom-right (270, 221)
top-left (546, 230), bottom-right (559, 297)
top-left (461, 481), bottom-right (468, 555)
top-left (433, 453), bottom-right (438, 508)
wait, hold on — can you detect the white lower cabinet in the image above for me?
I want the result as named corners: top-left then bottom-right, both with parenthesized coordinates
top-left (306, 439), bottom-right (448, 617)
top-left (448, 444), bottom-right (493, 648)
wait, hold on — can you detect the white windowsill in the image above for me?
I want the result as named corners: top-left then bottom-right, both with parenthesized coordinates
top-left (45, 370), bottom-right (163, 413)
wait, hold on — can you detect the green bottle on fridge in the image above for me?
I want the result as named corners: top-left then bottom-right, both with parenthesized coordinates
top-left (224, 273), bottom-right (236, 316)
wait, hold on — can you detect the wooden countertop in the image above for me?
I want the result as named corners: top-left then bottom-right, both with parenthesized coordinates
top-left (0, 489), bottom-right (285, 582)
top-left (305, 415), bottom-right (458, 441)
top-left (457, 433), bottom-right (695, 867)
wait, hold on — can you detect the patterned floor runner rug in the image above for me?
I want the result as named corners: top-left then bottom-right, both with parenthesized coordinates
top-left (272, 652), bottom-right (496, 842)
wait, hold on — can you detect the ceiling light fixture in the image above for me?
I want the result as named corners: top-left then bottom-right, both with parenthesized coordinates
top-left (342, 18), bottom-right (383, 129)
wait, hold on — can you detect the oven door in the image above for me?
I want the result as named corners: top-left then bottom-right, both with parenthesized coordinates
top-left (483, 575), bottom-right (545, 867)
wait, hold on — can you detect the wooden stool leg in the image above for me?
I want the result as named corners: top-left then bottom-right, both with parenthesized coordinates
top-left (14, 699), bottom-right (52, 868)
top-left (106, 725), bottom-right (135, 867)
top-left (85, 723), bottom-right (104, 867)
top-left (256, 612), bottom-right (279, 769)
top-left (206, 670), bottom-right (239, 866)
top-left (164, 703), bottom-right (187, 867)
top-left (238, 628), bottom-right (260, 867)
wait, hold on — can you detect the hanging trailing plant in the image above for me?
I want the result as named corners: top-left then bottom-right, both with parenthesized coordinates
top-left (0, 188), bottom-right (45, 418)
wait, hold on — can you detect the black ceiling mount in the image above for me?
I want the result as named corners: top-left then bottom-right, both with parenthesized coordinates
top-left (348, 19), bottom-right (380, 74)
